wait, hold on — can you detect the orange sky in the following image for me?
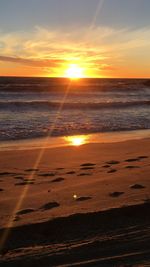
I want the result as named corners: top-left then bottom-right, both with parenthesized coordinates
top-left (0, 1), bottom-right (150, 78)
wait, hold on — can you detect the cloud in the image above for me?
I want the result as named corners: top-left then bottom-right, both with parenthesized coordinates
top-left (0, 55), bottom-right (64, 68)
top-left (0, 25), bottom-right (150, 76)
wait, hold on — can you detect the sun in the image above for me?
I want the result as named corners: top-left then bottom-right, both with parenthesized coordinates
top-left (65, 64), bottom-right (84, 79)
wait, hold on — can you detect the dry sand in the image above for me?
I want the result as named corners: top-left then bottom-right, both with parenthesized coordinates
top-left (0, 138), bottom-right (149, 266)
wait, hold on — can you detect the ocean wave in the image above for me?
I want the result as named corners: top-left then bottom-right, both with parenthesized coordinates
top-left (0, 125), bottom-right (150, 142)
top-left (0, 100), bottom-right (150, 110)
top-left (0, 77), bottom-right (150, 92)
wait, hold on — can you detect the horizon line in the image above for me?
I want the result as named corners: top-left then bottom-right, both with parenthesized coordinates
top-left (0, 76), bottom-right (150, 79)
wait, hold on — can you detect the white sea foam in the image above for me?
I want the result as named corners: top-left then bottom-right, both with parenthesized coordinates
top-left (0, 77), bottom-right (150, 141)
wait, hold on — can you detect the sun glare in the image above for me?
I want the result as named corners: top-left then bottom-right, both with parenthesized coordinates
top-left (65, 135), bottom-right (88, 146)
top-left (65, 64), bottom-right (84, 79)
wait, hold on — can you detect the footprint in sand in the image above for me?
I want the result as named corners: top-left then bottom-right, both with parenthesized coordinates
top-left (102, 165), bottom-right (111, 168)
top-left (38, 172), bottom-right (56, 177)
top-left (15, 181), bottom-right (34, 186)
top-left (78, 173), bottom-right (92, 176)
top-left (107, 169), bottom-right (117, 173)
top-left (106, 160), bottom-right (120, 165)
top-left (75, 196), bottom-right (92, 202)
top-left (25, 169), bottom-right (39, 172)
top-left (51, 177), bottom-right (65, 183)
top-left (125, 158), bottom-right (139, 162)
top-left (109, 191), bottom-right (124, 197)
top-left (39, 202), bottom-right (60, 211)
top-left (66, 171), bottom-right (76, 175)
top-left (130, 184), bottom-right (145, 189)
top-left (80, 163), bottom-right (96, 167)
top-left (0, 172), bottom-right (11, 176)
top-left (125, 165), bottom-right (140, 169)
top-left (16, 208), bottom-right (35, 215)
top-left (138, 156), bottom-right (148, 159)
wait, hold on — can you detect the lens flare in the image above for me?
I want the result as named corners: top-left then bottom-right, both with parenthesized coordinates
top-left (73, 194), bottom-right (77, 199)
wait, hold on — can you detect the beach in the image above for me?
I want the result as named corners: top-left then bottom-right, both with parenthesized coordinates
top-left (1, 0), bottom-right (150, 265)
top-left (0, 136), bottom-right (149, 266)
top-left (0, 76), bottom-right (150, 266)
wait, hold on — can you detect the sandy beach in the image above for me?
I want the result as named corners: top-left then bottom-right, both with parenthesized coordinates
top-left (0, 137), bottom-right (149, 266)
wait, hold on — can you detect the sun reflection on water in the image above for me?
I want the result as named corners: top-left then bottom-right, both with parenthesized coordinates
top-left (64, 135), bottom-right (88, 146)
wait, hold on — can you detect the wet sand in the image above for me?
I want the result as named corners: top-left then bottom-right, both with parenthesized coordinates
top-left (0, 138), bottom-right (149, 266)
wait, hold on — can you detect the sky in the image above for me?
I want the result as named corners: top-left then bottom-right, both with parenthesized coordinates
top-left (0, 0), bottom-right (150, 78)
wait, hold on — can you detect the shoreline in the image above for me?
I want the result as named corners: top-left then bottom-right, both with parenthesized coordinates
top-left (0, 128), bottom-right (150, 151)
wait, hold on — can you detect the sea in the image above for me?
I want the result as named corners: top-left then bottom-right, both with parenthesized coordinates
top-left (0, 77), bottom-right (150, 143)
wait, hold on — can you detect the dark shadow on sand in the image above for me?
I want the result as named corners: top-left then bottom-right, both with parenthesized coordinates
top-left (0, 202), bottom-right (150, 266)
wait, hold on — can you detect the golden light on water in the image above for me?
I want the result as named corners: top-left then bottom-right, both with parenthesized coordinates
top-left (65, 135), bottom-right (88, 146)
